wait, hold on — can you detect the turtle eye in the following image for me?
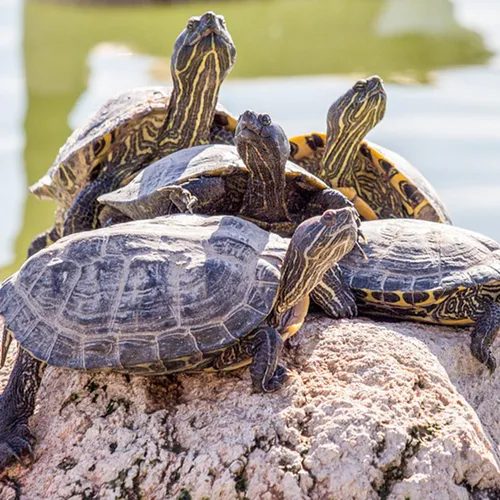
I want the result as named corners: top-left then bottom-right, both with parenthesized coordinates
top-left (353, 80), bottom-right (367, 91)
top-left (259, 114), bottom-right (272, 126)
top-left (322, 210), bottom-right (337, 224)
top-left (187, 20), bottom-right (198, 31)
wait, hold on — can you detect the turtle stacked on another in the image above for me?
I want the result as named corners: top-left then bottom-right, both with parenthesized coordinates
top-left (97, 110), bottom-right (356, 237)
top-left (289, 76), bottom-right (451, 224)
top-left (28, 11), bottom-right (238, 256)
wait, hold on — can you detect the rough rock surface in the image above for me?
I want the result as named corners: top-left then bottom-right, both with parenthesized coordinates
top-left (1, 316), bottom-right (500, 500)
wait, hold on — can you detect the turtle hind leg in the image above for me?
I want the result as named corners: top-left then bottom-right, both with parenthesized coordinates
top-left (471, 300), bottom-right (500, 374)
top-left (0, 349), bottom-right (45, 471)
top-left (249, 326), bottom-right (287, 392)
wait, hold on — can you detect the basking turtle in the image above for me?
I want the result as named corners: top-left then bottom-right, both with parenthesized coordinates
top-left (97, 110), bottom-right (355, 237)
top-left (27, 11), bottom-right (237, 255)
top-left (331, 218), bottom-right (500, 372)
top-left (0, 208), bottom-right (360, 470)
top-left (289, 76), bottom-right (451, 223)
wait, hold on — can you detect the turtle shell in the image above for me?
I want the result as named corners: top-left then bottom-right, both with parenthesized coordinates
top-left (98, 144), bottom-right (329, 222)
top-left (0, 214), bottom-right (287, 374)
top-left (30, 87), bottom-right (237, 208)
top-left (339, 219), bottom-right (500, 323)
top-left (289, 133), bottom-right (451, 224)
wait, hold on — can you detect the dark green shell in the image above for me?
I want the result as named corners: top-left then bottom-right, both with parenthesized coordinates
top-left (30, 88), bottom-right (236, 208)
top-left (0, 214), bottom-right (288, 374)
top-left (339, 219), bottom-right (500, 324)
top-left (98, 144), bottom-right (329, 221)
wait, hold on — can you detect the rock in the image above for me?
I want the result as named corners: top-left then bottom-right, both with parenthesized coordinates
top-left (1, 316), bottom-right (500, 499)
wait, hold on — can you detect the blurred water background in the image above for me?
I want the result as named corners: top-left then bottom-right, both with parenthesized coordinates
top-left (0, 0), bottom-right (499, 279)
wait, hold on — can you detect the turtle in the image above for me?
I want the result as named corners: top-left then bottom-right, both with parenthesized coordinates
top-left (96, 110), bottom-right (356, 238)
top-left (330, 218), bottom-right (500, 373)
top-left (0, 207), bottom-right (361, 471)
top-left (27, 11), bottom-right (237, 256)
top-left (288, 76), bottom-right (452, 224)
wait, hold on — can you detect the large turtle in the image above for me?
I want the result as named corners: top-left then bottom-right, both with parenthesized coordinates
top-left (331, 218), bottom-right (500, 372)
top-left (97, 110), bottom-right (355, 237)
top-left (0, 208), bottom-right (360, 470)
top-left (289, 76), bottom-right (451, 223)
top-left (27, 11), bottom-right (237, 256)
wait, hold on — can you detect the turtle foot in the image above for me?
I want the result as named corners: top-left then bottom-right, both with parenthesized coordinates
top-left (0, 420), bottom-right (36, 471)
top-left (259, 364), bottom-right (288, 393)
top-left (470, 344), bottom-right (497, 374)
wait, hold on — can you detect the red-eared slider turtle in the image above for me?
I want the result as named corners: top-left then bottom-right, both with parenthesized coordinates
top-left (27, 11), bottom-right (237, 256)
top-left (289, 76), bottom-right (451, 223)
top-left (0, 208), bottom-right (360, 470)
top-left (97, 110), bottom-right (355, 237)
top-left (334, 218), bottom-right (500, 372)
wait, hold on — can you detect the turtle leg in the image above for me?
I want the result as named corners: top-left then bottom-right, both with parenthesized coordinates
top-left (63, 169), bottom-right (132, 235)
top-left (0, 348), bottom-right (45, 471)
top-left (470, 300), bottom-right (500, 373)
top-left (249, 326), bottom-right (287, 392)
top-left (311, 265), bottom-right (358, 319)
top-left (27, 225), bottom-right (61, 258)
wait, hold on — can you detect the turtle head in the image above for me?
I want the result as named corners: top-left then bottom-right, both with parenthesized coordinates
top-left (271, 207), bottom-right (361, 325)
top-left (235, 110), bottom-right (290, 168)
top-left (321, 76), bottom-right (387, 183)
top-left (171, 12), bottom-right (236, 90)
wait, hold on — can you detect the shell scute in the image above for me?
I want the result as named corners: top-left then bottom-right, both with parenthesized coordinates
top-left (49, 333), bottom-right (83, 369)
top-left (21, 321), bottom-right (57, 363)
top-left (157, 330), bottom-right (201, 362)
top-left (63, 259), bottom-right (126, 335)
top-left (83, 335), bottom-right (120, 370)
top-left (29, 259), bottom-right (81, 317)
top-left (190, 324), bottom-right (234, 352)
top-left (118, 336), bottom-right (159, 369)
top-left (178, 258), bottom-right (249, 327)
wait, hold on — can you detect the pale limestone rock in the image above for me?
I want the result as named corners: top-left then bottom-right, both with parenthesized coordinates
top-left (1, 316), bottom-right (500, 499)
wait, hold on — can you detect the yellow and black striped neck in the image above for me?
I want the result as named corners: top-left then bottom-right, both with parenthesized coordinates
top-left (236, 111), bottom-right (290, 224)
top-left (271, 208), bottom-right (360, 326)
top-left (319, 76), bottom-right (386, 187)
top-left (157, 12), bottom-right (236, 155)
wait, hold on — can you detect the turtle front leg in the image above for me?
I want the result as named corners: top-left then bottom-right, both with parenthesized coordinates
top-left (311, 265), bottom-right (358, 319)
top-left (0, 348), bottom-right (45, 471)
top-left (470, 300), bottom-right (500, 373)
top-left (249, 327), bottom-right (287, 392)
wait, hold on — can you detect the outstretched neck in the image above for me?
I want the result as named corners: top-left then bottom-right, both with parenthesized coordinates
top-left (158, 64), bottom-right (222, 155)
top-left (319, 126), bottom-right (365, 187)
top-left (239, 146), bottom-right (290, 224)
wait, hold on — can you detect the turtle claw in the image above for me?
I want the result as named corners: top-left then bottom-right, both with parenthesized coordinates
top-left (0, 422), bottom-right (36, 471)
top-left (162, 186), bottom-right (199, 214)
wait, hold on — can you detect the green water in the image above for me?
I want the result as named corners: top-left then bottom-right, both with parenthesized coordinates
top-left (1, 0), bottom-right (494, 279)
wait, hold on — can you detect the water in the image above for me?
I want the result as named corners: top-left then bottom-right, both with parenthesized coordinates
top-left (0, 0), bottom-right (499, 279)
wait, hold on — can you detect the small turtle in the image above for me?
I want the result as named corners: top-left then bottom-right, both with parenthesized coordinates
top-left (27, 11), bottom-right (237, 256)
top-left (97, 110), bottom-right (354, 237)
top-left (289, 76), bottom-right (451, 223)
top-left (332, 218), bottom-right (500, 372)
top-left (0, 208), bottom-right (360, 470)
